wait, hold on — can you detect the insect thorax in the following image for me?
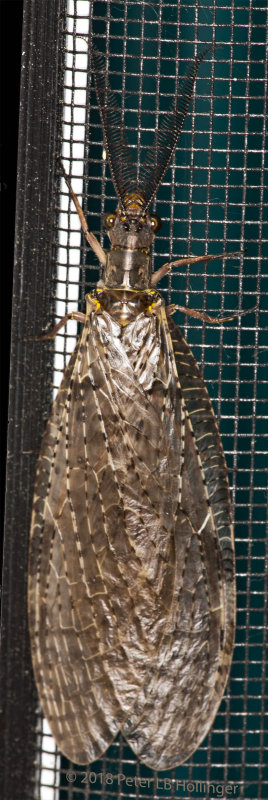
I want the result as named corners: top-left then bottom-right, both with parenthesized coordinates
top-left (89, 287), bottom-right (160, 327)
top-left (103, 249), bottom-right (151, 291)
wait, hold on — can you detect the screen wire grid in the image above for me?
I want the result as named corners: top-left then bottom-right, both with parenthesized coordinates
top-left (30, 1), bottom-right (267, 798)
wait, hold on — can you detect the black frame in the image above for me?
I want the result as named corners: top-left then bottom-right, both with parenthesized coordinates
top-left (1, 2), bottom-right (66, 797)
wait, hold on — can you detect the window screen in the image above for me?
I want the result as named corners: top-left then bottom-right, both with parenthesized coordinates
top-left (2, 1), bottom-right (267, 799)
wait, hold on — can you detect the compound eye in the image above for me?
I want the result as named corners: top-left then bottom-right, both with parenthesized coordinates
top-left (105, 213), bottom-right (116, 229)
top-left (150, 215), bottom-right (162, 232)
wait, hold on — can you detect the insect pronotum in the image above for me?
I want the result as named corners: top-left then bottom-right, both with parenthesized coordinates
top-left (28, 45), bottom-right (236, 770)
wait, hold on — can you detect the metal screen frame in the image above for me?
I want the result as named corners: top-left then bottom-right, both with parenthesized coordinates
top-left (1, 1), bottom-right (267, 799)
top-left (1, 1), bottom-right (67, 797)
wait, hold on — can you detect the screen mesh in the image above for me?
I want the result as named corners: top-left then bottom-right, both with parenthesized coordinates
top-left (2, 1), bottom-right (267, 799)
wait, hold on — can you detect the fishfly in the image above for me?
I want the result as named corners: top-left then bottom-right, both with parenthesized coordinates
top-left (28, 45), bottom-right (236, 770)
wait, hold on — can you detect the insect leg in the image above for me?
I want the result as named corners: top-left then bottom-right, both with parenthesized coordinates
top-left (165, 305), bottom-right (230, 324)
top-left (165, 304), bottom-right (257, 324)
top-left (60, 161), bottom-right (106, 266)
top-left (151, 250), bottom-right (242, 287)
top-left (35, 311), bottom-right (86, 340)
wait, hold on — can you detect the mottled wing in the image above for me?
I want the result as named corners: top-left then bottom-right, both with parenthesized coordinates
top-left (28, 296), bottom-right (180, 764)
top-left (122, 313), bottom-right (235, 769)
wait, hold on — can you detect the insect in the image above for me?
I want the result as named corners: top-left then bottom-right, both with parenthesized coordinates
top-left (28, 45), bottom-right (236, 770)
